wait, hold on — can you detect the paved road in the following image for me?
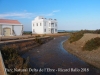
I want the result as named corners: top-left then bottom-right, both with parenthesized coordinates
top-left (22, 36), bottom-right (100, 75)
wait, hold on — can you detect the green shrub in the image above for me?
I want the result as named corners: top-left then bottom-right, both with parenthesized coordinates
top-left (83, 37), bottom-right (100, 51)
top-left (81, 29), bottom-right (100, 34)
top-left (23, 31), bottom-right (32, 35)
top-left (94, 29), bottom-right (100, 34)
top-left (69, 31), bottom-right (84, 43)
top-left (34, 37), bottom-right (43, 44)
top-left (68, 29), bottom-right (100, 43)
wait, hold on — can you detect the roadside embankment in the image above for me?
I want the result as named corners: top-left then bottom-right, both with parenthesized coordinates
top-left (63, 33), bottom-right (100, 69)
top-left (0, 35), bottom-right (35, 41)
top-left (0, 51), bottom-right (7, 75)
top-left (0, 33), bottom-right (69, 41)
top-left (33, 33), bottom-right (70, 37)
top-left (0, 36), bottom-right (53, 75)
top-left (0, 36), bottom-right (53, 54)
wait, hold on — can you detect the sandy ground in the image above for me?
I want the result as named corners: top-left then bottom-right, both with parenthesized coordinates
top-left (0, 33), bottom-right (69, 41)
top-left (63, 33), bottom-right (100, 69)
top-left (33, 33), bottom-right (70, 37)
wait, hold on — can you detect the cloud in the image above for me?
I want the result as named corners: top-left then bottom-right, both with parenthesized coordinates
top-left (0, 12), bottom-right (36, 19)
top-left (53, 10), bottom-right (60, 12)
top-left (42, 10), bottom-right (60, 16)
top-left (0, 10), bottom-right (60, 19)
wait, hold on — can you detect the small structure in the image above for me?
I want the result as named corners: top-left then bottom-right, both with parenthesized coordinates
top-left (0, 19), bottom-right (23, 36)
top-left (32, 16), bottom-right (58, 34)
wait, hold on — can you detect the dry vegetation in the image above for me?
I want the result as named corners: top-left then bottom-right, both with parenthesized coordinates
top-left (1, 46), bottom-right (30, 75)
top-left (83, 37), bottom-right (100, 51)
top-left (0, 37), bottom-right (53, 75)
top-left (63, 30), bottom-right (100, 68)
top-left (69, 31), bottom-right (84, 43)
top-left (33, 33), bottom-right (69, 37)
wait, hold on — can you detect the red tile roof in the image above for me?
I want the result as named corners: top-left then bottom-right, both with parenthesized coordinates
top-left (0, 19), bottom-right (21, 24)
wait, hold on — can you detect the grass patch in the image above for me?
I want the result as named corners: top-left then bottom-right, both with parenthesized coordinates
top-left (83, 37), bottom-right (100, 51)
top-left (34, 37), bottom-right (43, 44)
top-left (69, 31), bottom-right (84, 43)
top-left (68, 29), bottom-right (100, 43)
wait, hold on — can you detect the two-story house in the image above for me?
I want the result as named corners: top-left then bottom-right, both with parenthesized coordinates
top-left (32, 16), bottom-right (58, 34)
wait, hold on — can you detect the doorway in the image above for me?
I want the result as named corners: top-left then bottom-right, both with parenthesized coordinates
top-left (3, 28), bottom-right (11, 36)
top-left (51, 28), bottom-right (54, 34)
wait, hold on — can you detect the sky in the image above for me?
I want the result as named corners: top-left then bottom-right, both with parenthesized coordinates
top-left (0, 0), bottom-right (100, 31)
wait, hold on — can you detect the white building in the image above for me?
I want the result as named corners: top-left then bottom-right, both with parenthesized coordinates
top-left (32, 16), bottom-right (58, 34)
top-left (0, 19), bottom-right (23, 36)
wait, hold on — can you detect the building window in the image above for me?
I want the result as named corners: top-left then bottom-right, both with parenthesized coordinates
top-left (37, 23), bottom-right (38, 26)
top-left (49, 23), bottom-right (50, 27)
top-left (45, 22), bottom-right (46, 26)
top-left (51, 23), bottom-right (54, 27)
top-left (33, 29), bottom-right (35, 32)
top-left (52, 25), bottom-right (54, 27)
top-left (40, 23), bottom-right (42, 26)
top-left (55, 29), bottom-right (57, 32)
top-left (55, 23), bottom-right (57, 26)
top-left (44, 29), bottom-right (46, 32)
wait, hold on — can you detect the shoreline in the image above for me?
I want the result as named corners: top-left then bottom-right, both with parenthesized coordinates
top-left (63, 40), bottom-right (100, 69)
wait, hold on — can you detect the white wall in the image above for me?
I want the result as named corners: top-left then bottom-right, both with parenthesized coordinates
top-left (32, 20), bottom-right (44, 34)
top-left (13, 25), bottom-right (23, 35)
top-left (32, 16), bottom-right (58, 34)
top-left (1, 24), bottom-right (23, 36)
top-left (43, 20), bottom-right (49, 34)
